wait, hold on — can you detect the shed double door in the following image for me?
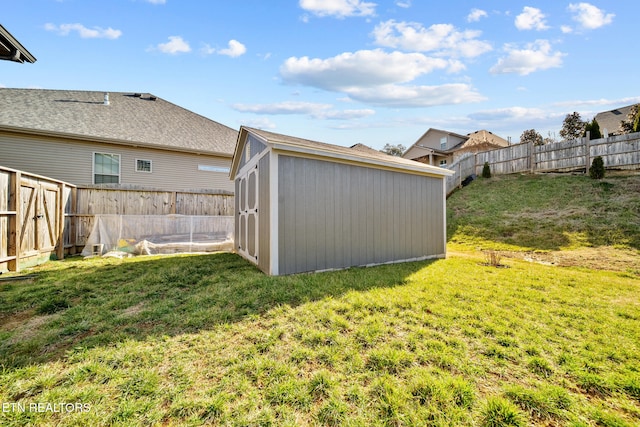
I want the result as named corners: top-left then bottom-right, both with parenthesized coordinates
top-left (237, 166), bottom-right (258, 262)
top-left (19, 178), bottom-right (60, 255)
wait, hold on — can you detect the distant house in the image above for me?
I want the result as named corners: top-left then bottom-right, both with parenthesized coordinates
top-left (594, 105), bottom-right (636, 136)
top-left (0, 24), bottom-right (36, 64)
top-left (0, 89), bottom-right (237, 192)
top-left (230, 126), bottom-right (453, 275)
top-left (402, 128), bottom-right (510, 167)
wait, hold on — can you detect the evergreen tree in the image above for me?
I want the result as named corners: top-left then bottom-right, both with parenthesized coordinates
top-left (584, 118), bottom-right (602, 140)
top-left (482, 162), bottom-right (491, 178)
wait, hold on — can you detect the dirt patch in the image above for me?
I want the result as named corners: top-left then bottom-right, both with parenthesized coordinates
top-left (449, 247), bottom-right (640, 274)
top-left (120, 302), bottom-right (146, 318)
top-left (3, 312), bottom-right (60, 345)
top-left (503, 247), bottom-right (640, 273)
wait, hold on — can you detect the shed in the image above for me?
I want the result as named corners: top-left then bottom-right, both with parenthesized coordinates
top-left (229, 127), bottom-right (454, 275)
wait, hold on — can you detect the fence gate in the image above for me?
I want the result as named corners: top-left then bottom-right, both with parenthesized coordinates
top-left (19, 176), bottom-right (60, 259)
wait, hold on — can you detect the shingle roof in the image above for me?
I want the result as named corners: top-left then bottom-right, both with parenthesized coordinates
top-left (234, 126), bottom-right (453, 178)
top-left (0, 88), bottom-right (237, 156)
top-left (594, 105), bottom-right (635, 135)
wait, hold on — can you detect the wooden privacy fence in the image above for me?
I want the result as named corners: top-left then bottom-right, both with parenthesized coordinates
top-left (447, 132), bottom-right (640, 195)
top-left (72, 186), bottom-right (234, 249)
top-left (1, 169), bottom-right (235, 272)
top-left (0, 166), bottom-right (74, 272)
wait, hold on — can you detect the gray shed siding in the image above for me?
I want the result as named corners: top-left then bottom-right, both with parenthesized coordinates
top-left (277, 155), bottom-right (444, 275)
top-left (1, 132), bottom-right (233, 192)
top-left (257, 153), bottom-right (270, 273)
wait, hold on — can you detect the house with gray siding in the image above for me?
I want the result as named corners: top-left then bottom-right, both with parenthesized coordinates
top-left (230, 126), bottom-right (454, 276)
top-left (403, 128), bottom-right (509, 167)
top-left (0, 88), bottom-right (237, 192)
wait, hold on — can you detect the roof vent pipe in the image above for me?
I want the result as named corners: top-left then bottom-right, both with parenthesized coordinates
top-left (104, 92), bottom-right (109, 105)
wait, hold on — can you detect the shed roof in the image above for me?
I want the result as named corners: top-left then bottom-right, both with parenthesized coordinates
top-left (0, 25), bottom-right (36, 64)
top-left (0, 88), bottom-right (237, 157)
top-left (231, 126), bottom-right (453, 178)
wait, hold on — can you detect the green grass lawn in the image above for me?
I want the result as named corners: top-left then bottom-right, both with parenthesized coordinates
top-left (0, 173), bottom-right (639, 426)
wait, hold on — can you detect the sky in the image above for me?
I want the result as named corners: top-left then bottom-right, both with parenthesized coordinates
top-left (2, 0), bottom-right (639, 150)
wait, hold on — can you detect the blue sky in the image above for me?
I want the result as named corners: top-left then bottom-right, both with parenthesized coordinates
top-left (2, 0), bottom-right (638, 149)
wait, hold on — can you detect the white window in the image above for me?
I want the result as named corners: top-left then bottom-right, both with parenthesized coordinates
top-left (93, 153), bottom-right (120, 184)
top-left (440, 137), bottom-right (447, 150)
top-left (136, 159), bottom-right (152, 173)
top-left (439, 159), bottom-right (447, 166)
top-left (198, 165), bottom-right (230, 173)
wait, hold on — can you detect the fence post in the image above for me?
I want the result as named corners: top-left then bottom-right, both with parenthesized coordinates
top-left (584, 132), bottom-right (591, 173)
top-left (529, 140), bottom-right (534, 173)
top-left (56, 183), bottom-right (65, 260)
top-left (8, 171), bottom-right (21, 272)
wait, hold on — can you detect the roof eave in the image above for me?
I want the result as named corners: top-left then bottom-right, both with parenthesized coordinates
top-left (270, 140), bottom-right (454, 178)
top-left (0, 125), bottom-right (232, 158)
top-left (0, 25), bottom-right (36, 63)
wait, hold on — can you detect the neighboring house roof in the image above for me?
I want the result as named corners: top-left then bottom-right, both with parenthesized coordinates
top-left (402, 128), bottom-right (508, 161)
top-left (0, 88), bottom-right (237, 157)
top-left (231, 127), bottom-right (453, 179)
top-left (594, 104), bottom-right (636, 135)
top-left (0, 24), bottom-right (36, 63)
top-left (455, 130), bottom-right (509, 152)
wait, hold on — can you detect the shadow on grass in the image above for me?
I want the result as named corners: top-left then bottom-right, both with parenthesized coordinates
top-left (0, 252), bottom-right (434, 368)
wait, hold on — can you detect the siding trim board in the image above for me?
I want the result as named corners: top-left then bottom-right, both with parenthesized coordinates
top-left (230, 126), bottom-right (453, 276)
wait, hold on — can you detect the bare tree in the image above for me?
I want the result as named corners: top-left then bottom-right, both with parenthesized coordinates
top-left (520, 129), bottom-right (544, 146)
top-left (380, 143), bottom-right (406, 157)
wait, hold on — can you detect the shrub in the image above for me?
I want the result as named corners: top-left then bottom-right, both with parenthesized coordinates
top-left (482, 162), bottom-right (491, 179)
top-left (589, 156), bottom-right (605, 180)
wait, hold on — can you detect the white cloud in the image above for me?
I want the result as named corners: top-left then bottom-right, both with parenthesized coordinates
top-left (490, 40), bottom-right (565, 76)
top-left (469, 106), bottom-right (548, 121)
top-left (44, 23), bottom-right (122, 39)
top-left (240, 117), bottom-right (277, 130)
top-left (568, 3), bottom-right (614, 30)
top-left (552, 96), bottom-right (640, 108)
top-left (467, 8), bottom-right (488, 23)
top-left (145, 0), bottom-right (166, 4)
top-left (315, 109), bottom-right (376, 119)
top-left (515, 6), bottom-right (549, 31)
top-left (155, 36), bottom-right (191, 54)
top-left (372, 20), bottom-right (492, 58)
top-left (280, 49), bottom-right (484, 108)
top-left (299, 0), bottom-right (376, 18)
top-left (232, 101), bottom-right (375, 120)
top-left (281, 49), bottom-right (455, 91)
top-left (395, 1), bottom-right (411, 8)
top-left (561, 25), bottom-right (573, 34)
top-left (345, 83), bottom-right (486, 107)
top-left (219, 40), bottom-right (247, 57)
top-left (233, 101), bottom-right (333, 115)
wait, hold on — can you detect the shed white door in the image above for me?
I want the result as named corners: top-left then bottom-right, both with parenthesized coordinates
top-left (237, 166), bottom-right (258, 262)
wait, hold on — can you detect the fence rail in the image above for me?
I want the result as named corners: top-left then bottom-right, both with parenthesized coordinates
top-left (446, 132), bottom-right (640, 195)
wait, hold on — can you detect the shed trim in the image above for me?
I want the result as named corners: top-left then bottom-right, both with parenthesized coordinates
top-left (269, 151), bottom-right (279, 275)
top-left (270, 143), bottom-right (453, 178)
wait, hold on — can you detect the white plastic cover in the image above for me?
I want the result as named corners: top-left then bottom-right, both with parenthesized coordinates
top-left (81, 215), bottom-right (234, 257)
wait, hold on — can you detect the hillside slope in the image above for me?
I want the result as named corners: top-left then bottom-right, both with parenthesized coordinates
top-left (447, 173), bottom-right (640, 271)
